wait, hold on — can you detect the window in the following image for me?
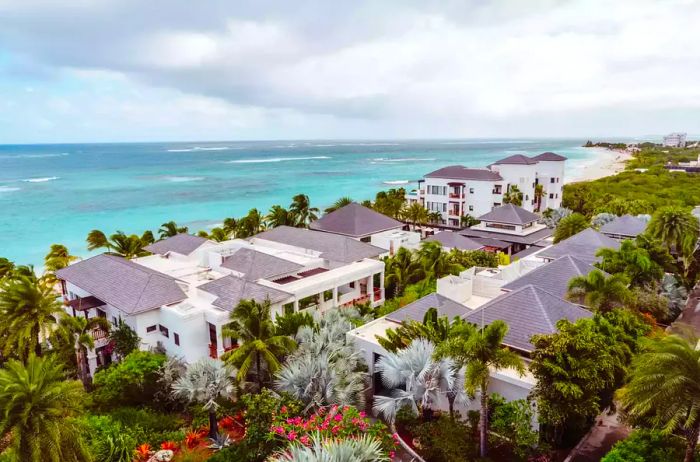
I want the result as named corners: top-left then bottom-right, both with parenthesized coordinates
top-left (469, 205), bottom-right (474, 211)
top-left (525, 195), bottom-right (529, 200)
top-left (493, 202), bottom-right (501, 207)
top-left (442, 203), bottom-right (447, 212)
top-left (112, 316), bottom-right (118, 324)
top-left (486, 223), bottom-right (516, 231)
top-left (146, 325), bottom-right (157, 333)
top-left (557, 178), bottom-right (560, 183)
top-left (360, 236), bottom-right (371, 243)
top-left (349, 282), bottom-right (355, 289)
top-left (159, 325), bottom-right (169, 338)
top-left (174, 333), bottom-right (180, 346)
top-left (549, 193), bottom-right (554, 199)
top-left (469, 187), bottom-right (474, 194)
top-left (556, 193), bottom-right (559, 198)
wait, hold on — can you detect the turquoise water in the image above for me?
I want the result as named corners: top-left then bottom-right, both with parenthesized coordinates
top-left (0, 139), bottom-right (599, 266)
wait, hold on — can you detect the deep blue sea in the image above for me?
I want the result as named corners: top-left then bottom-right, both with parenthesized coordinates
top-left (0, 139), bottom-right (602, 267)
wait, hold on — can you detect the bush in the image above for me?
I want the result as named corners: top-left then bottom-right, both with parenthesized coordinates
top-left (406, 414), bottom-right (475, 462)
top-left (108, 407), bottom-right (184, 435)
top-left (602, 429), bottom-right (690, 462)
top-left (79, 414), bottom-right (138, 462)
top-left (490, 397), bottom-right (539, 459)
top-left (92, 351), bottom-right (167, 408)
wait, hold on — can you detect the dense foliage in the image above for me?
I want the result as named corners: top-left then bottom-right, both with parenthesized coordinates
top-left (602, 429), bottom-right (691, 462)
top-left (92, 350), bottom-right (167, 408)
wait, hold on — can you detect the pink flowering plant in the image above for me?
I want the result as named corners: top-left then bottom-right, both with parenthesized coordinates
top-left (269, 404), bottom-right (399, 456)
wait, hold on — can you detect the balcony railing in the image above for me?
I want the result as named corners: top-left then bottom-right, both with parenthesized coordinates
top-left (91, 328), bottom-right (109, 341)
top-left (449, 193), bottom-right (465, 199)
top-left (340, 288), bottom-right (383, 308)
top-left (448, 210), bottom-right (461, 217)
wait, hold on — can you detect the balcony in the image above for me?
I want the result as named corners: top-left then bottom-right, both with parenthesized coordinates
top-left (448, 209), bottom-right (461, 217)
top-left (91, 327), bottom-right (109, 341)
top-left (449, 193), bottom-right (465, 199)
top-left (340, 289), bottom-right (383, 308)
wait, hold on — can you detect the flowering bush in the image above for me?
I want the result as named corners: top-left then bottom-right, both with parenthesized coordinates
top-left (269, 405), bottom-right (398, 456)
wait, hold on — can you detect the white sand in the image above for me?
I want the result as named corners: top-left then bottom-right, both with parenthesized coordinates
top-left (565, 147), bottom-right (633, 184)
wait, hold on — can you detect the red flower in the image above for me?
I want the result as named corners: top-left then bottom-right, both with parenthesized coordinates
top-left (135, 443), bottom-right (151, 461)
top-left (219, 415), bottom-right (235, 429)
top-left (160, 441), bottom-right (178, 451)
top-left (184, 431), bottom-right (201, 448)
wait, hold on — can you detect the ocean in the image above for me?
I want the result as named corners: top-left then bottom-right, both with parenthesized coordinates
top-left (0, 139), bottom-right (601, 267)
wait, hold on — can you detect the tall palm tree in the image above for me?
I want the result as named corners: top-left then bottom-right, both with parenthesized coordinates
top-left (618, 333), bottom-right (700, 462)
top-left (223, 299), bottom-right (296, 390)
top-left (236, 208), bottom-right (267, 238)
top-left (172, 358), bottom-right (236, 439)
top-left (0, 274), bottom-right (64, 360)
top-left (0, 257), bottom-right (15, 280)
top-left (158, 220), bottom-right (188, 239)
top-left (567, 269), bottom-right (631, 312)
top-left (402, 202), bottom-right (429, 231)
top-left (647, 206), bottom-right (699, 275)
top-left (289, 194), bottom-right (319, 227)
top-left (271, 434), bottom-right (388, 462)
top-left (324, 196), bottom-right (354, 214)
top-left (54, 314), bottom-right (111, 390)
top-left (222, 217), bottom-right (237, 236)
top-left (85, 230), bottom-right (149, 258)
top-left (503, 185), bottom-right (523, 206)
top-left (0, 355), bottom-right (91, 462)
top-left (140, 229), bottom-right (155, 246)
top-left (384, 247), bottom-right (424, 298)
top-left (43, 244), bottom-right (79, 288)
top-left (427, 211), bottom-right (442, 225)
top-left (435, 320), bottom-right (525, 458)
top-left (266, 205), bottom-right (294, 228)
top-left (534, 183), bottom-right (545, 212)
top-left (198, 227), bottom-right (232, 242)
top-left (553, 212), bottom-right (590, 243)
top-left (417, 240), bottom-right (460, 278)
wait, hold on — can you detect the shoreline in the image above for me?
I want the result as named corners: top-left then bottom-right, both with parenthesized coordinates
top-left (565, 147), bottom-right (633, 184)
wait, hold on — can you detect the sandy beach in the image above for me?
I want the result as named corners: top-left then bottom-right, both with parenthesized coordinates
top-left (565, 147), bottom-right (633, 184)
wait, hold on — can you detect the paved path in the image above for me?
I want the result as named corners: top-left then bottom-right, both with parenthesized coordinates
top-left (565, 412), bottom-right (630, 462)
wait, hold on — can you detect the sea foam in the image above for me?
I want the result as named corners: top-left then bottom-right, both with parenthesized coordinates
top-left (227, 156), bottom-right (331, 164)
top-left (22, 176), bottom-right (59, 183)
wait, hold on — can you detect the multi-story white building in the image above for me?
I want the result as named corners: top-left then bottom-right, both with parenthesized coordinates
top-left (57, 228), bottom-right (385, 373)
top-left (663, 132), bottom-right (687, 148)
top-left (407, 152), bottom-right (566, 227)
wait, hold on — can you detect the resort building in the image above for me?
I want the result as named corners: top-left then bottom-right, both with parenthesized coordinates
top-left (663, 132), bottom-right (687, 148)
top-left (599, 215), bottom-right (649, 240)
top-left (57, 228), bottom-right (386, 373)
top-left (309, 202), bottom-right (419, 255)
top-left (406, 152), bottom-right (566, 227)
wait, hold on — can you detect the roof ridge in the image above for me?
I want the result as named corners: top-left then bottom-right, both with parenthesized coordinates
top-left (529, 285), bottom-right (557, 332)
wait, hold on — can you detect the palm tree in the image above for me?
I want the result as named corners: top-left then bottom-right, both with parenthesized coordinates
top-left (534, 183), bottom-right (545, 212)
top-left (647, 206), bottom-right (699, 275)
top-left (567, 269), bottom-right (631, 312)
top-left (417, 240), bottom-right (460, 278)
top-left (85, 230), bottom-right (149, 258)
top-left (44, 244), bottom-right (78, 274)
top-left (271, 433), bottom-right (387, 462)
top-left (435, 320), bottom-right (525, 458)
top-left (140, 230), bottom-right (155, 246)
top-left (222, 217), bottom-right (237, 236)
top-left (596, 240), bottom-right (661, 287)
top-left (402, 202), bottom-right (429, 231)
top-left (618, 333), bottom-right (700, 462)
top-left (324, 197), bottom-right (354, 214)
top-left (374, 339), bottom-right (466, 422)
top-left (199, 227), bottom-right (231, 242)
top-left (503, 185), bottom-right (523, 206)
top-left (384, 247), bottom-right (424, 298)
top-left (377, 307), bottom-right (468, 353)
top-left (266, 205), bottom-right (294, 228)
top-left (172, 358), bottom-right (236, 439)
top-left (289, 194), bottom-right (319, 227)
top-left (223, 299), bottom-right (296, 390)
top-left (0, 355), bottom-right (91, 462)
top-left (55, 314), bottom-right (111, 390)
top-left (427, 211), bottom-right (442, 225)
top-left (553, 213), bottom-right (590, 243)
top-left (159, 220), bottom-right (188, 239)
top-left (236, 208), bottom-right (267, 238)
top-left (0, 257), bottom-right (15, 280)
top-left (0, 274), bottom-right (64, 360)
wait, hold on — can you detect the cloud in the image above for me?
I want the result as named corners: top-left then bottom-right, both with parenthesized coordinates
top-left (0, 0), bottom-right (699, 141)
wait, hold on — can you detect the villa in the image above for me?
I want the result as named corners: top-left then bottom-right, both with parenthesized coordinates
top-left (407, 152), bottom-right (566, 227)
top-left (57, 227), bottom-right (386, 373)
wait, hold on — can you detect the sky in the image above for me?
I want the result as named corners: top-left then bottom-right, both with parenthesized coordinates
top-left (0, 0), bottom-right (698, 143)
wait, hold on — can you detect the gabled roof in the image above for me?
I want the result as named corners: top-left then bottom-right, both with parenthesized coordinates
top-left (425, 166), bottom-right (502, 181)
top-left (599, 215), bottom-right (648, 238)
top-left (424, 232), bottom-right (484, 251)
top-left (387, 293), bottom-right (468, 323)
top-left (537, 228), bottom-right (620, 264)
top-left (477, 204), bottom-right (540, 225)
top-left (502, 255), bottom-right (603, 299)
top-left (309, 203), bottom-right (402, 238)
top-left (532, 152), bottom-right (567, 161)
top-left (199, 275), bottom-right (291, 311)
top-left (56, 254), bottom-right (187, 315)
top-left (462, 284), bottom-right (592, 352)
top-left (492, 154), bottom-right (537, 165)
top-left (144, 233), bottom-right (209, 256)
top-left (221, 248), bottom-right (303, 281)
top-left (251, 226), bottom-right (384, 264)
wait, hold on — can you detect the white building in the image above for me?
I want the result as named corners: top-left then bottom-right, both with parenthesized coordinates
top-left (407, 152), bottom-right (566, 227)
top-left (663, 132), bottom-right (687, 148)
top-left (57, 228), bottom-right (386, 373)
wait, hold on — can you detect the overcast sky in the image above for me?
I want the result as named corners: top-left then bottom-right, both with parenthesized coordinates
top-left (0, 0), bottom-right (697, 143)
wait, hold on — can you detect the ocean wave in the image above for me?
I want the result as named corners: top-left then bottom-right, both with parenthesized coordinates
top-left (22, 176), bottom-right (59, 183)
top-left (167, 146), bottom-right (235, 152)
top-left (372, 157), bottom-right (436, 163)
top-left (0, 186), bottom-right (20, 192)
top-left (440, 140), bottom-right (534, 145)
top-left (164, 176), bottom-right (205, 183)
top-left (342, 143), bottom-right (400, 146)
top-left (0, 152), bottom-right (69, 159)
top-left (226, 156), bottom-right (331, 164)
top-left (383, 180), bottom-right (410, 185)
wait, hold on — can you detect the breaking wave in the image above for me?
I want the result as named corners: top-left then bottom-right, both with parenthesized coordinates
top-left (226, 156), bottom-right (331, 164)
top-left (22, 176), bottom-right (59, 183)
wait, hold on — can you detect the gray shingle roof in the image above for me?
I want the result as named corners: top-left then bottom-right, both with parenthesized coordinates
top-left (387, 293), bottom-right (468, 323)
top-left (492, 154), bottom-right (538, 165)
top-left (251, 226), bottom-right (384, 264)
top-left (599, 215), bottom-right (648, 238)
top-left (56, 254), bottom-right (187, 315)
top-left (425, 166), bottom-right (502, 181)
top-left (424, 232), bottom-right (484, 250)
top-left (462, 284), bottom-right (593, 352)
top-left (459, 226), bottom-right (552, 246)
top-left (221, 248), bottom-right (303, 281)
top-left (144, 234), bottom-right (209, 256)
top-left (198, 275), bottom-right (291, 310)
top-left (477, 204), bottom-right (540, 225)
top-left (502, 255), bottom-right (603, 299)
top-left (532, 152), bottom-right (567, 161)
top-left (309, 203), bottom-right (403, 238)
top-left (537, 228), bottom-right (620, 264)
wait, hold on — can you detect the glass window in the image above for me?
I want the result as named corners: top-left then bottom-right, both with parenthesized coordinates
top-left (550, 178), bottom-right (555, 183)
top-left (146, 325), bottom-right (156, 333)
top-left (174, 333), bottom-right (180, 346)
top-left (159, 325), bottom-right (169, 338)
top-left (469, 188), bottom-right (474, 194)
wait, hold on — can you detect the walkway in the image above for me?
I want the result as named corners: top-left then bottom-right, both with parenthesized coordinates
top-left (565, 411), bottom-right (630, 462)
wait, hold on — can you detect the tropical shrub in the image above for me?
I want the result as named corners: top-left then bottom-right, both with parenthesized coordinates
top-left (553, 213), bottom-right (589, 243)
top-left (602, 429), bottom-right (690, 462)
top-left (270, 433), bottom-right (389, 462)
top-left (92, 351), bottom-right (167, 408)
top-left (397, 411), bottom-right (475, 462)
top-left (80, 415), bottom-right (138, 462)
top-left (108, 319), bottom-right (141, 359)
top-left (449, 249), bottom-right (498, 269)
top-left (490, 396), bottom-right (539, 458)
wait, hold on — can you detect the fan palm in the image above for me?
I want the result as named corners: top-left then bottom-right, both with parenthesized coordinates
top-left (0, 274), bottom-right (64, 360)
top-left (384, 247), bottom-right (424, 298)
top-left (0, 355), bottom-right (91, 462)
top-left (271, 433), bottom-right (388, 462)
top-left (553, 213), bottom-right (590, 243)
top-left (266, 205), bottom-right (295, 228)
top-left (618, 333), bottom-right (700, 462)
top-left (54, 314), bottom-right (111, 390)
top-left (158, 220), bottom-right (188, 239)
top-left (567, 269), bottom-right (631, 312)
top-left (435, 320), bottom-right (525, 458)
top-left (417, 240), bottom-right (460, 278)
top-left (290, 194), bottom-right (319, 227)
top-left (324, 197), bottom-right (354, 214)
top-left (223, 299), bottom-right (296, 390)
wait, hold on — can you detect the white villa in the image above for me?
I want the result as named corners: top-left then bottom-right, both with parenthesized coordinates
top-left (407, 152), bottom-right (566, 227)
top-left (56, 227), bottom-right (386, 373)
